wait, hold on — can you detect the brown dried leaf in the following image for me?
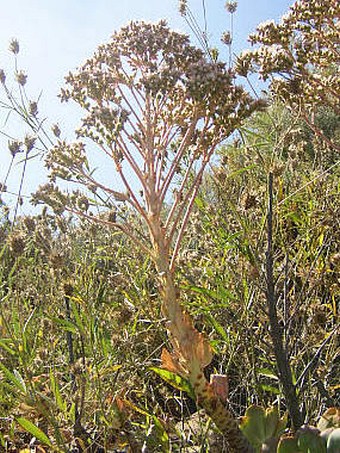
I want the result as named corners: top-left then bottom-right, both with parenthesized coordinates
top-left (168, 309), bottom-right (213, 370)
top-left (195, 331), bottom-right (213, 369)
top-left (161, 348), bottom-right (188, 376)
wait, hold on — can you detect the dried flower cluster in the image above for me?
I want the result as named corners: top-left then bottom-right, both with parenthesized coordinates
top-left (225, 1), bottom-right (237, 14)
top-left (43, 20), bottom-right (262, 256)
top-left (236, 0), bottom-right (339, 150)
top-left (15, 70), bottom-right (27, 86)
top-left (178, 0), bottom-right (188, 16)
top-left (0, 69), bottom-right (6, 84)
top-left (32, 183), bottom-right (90, 216)
top-left (9, 38), bottom-right (20, 55)
top-left (45, 141), bottom-right (88, 183)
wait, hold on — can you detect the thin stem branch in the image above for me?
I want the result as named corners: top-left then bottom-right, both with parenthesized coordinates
top-left (116, 166), bottom-right (150, 226)
top-left (12, 149), bottom-right (29, 227)
top-left (302, 112), bottom-right (340, 152)
top-left (160, 117), bottom-right (198, 203)
top-left (170, 149), bottom-right (215, 270)
top-left (164, 154), bottom-right (196, 232)
top-left (116, 84), bottom-right (145, 135)
top-left (66, 207), bottom-right (152, 257)
top-left (296, 323), bottom-right (339, 390)
top-left (114, 136), bottom-right (147, 189)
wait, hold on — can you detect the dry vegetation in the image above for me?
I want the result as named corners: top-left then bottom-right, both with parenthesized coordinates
top-left (0, 0), bottom-right (339, 451)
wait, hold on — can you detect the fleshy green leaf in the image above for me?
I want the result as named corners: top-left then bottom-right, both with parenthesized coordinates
top-left (240, 406), bottom-right (266, 447)
top-left (327, 428), bottom-right (340, 453)
top-left (297, 427), bottom-right (326, 453)
top-left (277, 435), bottom-right (300, 453)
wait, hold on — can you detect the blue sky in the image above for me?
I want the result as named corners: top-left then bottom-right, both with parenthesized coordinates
top-left (0, 0), bottom-right (293, 214)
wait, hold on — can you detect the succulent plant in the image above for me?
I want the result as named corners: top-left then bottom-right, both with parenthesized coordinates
top-left (242, 407), bottom-right (340, 452)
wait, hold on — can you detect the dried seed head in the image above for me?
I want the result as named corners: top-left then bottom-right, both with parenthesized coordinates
top-left (23, 216), bottom-right (36, 232)
top-left (29, 101), bottom-right (38, 117)
top-left (178, 0), bottom-right (187, 16)
top-left (49, 250), bottom-right (65, 269)
top-left (108, 209), bottom-right (117, 223)
top-left (0, 69), bottom-right (6, 84)
top-left (24, 134), bottom-right (36, 153)
top-left (16, 71), bottom-right (27, 86)
top-left (247, 264), bottom-right (260, 280)
top-left (71, 358), bottom-right (86, 375)
top-left (63, 282), bottom-right (74, 296)
top-left (8, 140), bottom-right (22, 157)
top-left (9, 38), bottom-right (19, 55)
top-left (77, 195), bottom-right (89, 211)
top-left (241, 193), bottom-right (257, 210)
top-left (51, 124), bottom-right (61, 138)
top-left (215, 168), bottom-right (227, 183)
top-left (272, 163), bottom-right (285, 177)
top-left (225, 1), bottom-right (237, 13)
top-left (117, 306), bottom-right (134, 324)
top-left (7, 232), bottom-right (26, 256)
top-left (221, 31), bottom-right (232, 46)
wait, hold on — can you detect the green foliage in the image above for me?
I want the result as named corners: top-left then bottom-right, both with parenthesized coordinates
top-left (15, 417), bottom-right (53, 448)
top-left (1, 101), bottom-right (338, 451)
top-left (326, 428), bottom-right (340, 453)
top-left (240, 407), bottom-right (340, 452)
top-left (240, 405), bottom-right (287, 451)
top-left (178, 100), bottom-right (339, 416)
top-left (144, 415), bottom-right (170, 452)
top-left (150, 367), bottom-right (195, 400)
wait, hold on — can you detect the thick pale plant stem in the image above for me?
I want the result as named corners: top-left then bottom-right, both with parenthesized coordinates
top-left (189, 369), bottom-right (254, 453)
top-left (151, 220), bottom-right (254, 452)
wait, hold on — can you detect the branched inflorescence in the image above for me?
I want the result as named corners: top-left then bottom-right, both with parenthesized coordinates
top-left (236, 0), bottom-right (339, 150)
top-left (42, 20), bottom-right (261, 263)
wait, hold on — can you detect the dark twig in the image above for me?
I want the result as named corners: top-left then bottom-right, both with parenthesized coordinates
top-left (266, 172), bottom-right (303, 431)
top-left (64, 290), bottom-right (75, 375)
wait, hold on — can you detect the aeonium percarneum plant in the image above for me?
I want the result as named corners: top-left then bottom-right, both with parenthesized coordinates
top-left (33, 20), bottom-right (264, 452)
